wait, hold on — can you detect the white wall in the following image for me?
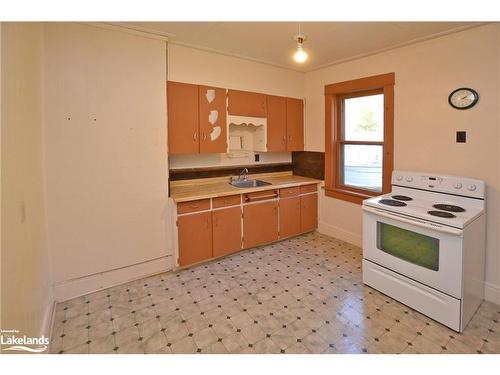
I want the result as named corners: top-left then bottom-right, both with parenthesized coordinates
top-left (1, 23), bottom-right (53, 338)
top-left (43, 23), bottom-right (170, 301)
top-left (167, 44), bottom-right (305, 170)
top-left (305, 24), bottom-right (500, 304)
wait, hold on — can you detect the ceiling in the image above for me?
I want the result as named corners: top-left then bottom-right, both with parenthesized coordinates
top-left (123, 22), bottom-right (480, 72)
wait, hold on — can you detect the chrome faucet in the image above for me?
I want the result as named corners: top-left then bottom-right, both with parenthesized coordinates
top-left (238, 168), bottom-right (249, 181)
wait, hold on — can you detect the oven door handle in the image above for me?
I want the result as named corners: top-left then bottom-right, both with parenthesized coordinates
top-left (363, 206), bottom-right (463, 236)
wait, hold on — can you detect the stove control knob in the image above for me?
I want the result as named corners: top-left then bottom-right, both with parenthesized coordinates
top-left (405, 176), bottom-right (413, 182)
top-left (396, 175), bottom-right (403, 181)
top-left (454, 183), bottom-right (463, 189)
top-left (467, 184), bottom-right (477, 191)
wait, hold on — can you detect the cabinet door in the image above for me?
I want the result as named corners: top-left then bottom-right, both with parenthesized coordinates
top-left (266, 95), bottom-right (287, 152)
top-left (213, 207), bottom-right (242, 258)
top-left (199, 86), bottom-right (227, 154)
top-left (286, 97), bottom-right (304, 151)
top-left (300, 194), bottom-right (318, 233)
top-left (279, 197), bottom-right (301, 238)
top-left (243, 201), bottom-right (278, 248)
top-left (228, 89), bottom-right (267, 117)
top-left (178, 212), bottom-right (212, 267)
top-left (167, 81), bottom-right (199, 154)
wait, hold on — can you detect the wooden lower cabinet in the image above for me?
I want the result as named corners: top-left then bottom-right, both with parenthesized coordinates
top-left (301, 193), bottom-right (318, 232)
top-left (178, 211), bottom-right (213, 267)
top-left (279, 197), bottom-right (301, 238)
top-left (213, 207), bottom-right (242, 257)
top-left (243, 201), bottom-right (279, 248)
top-left (177, 187), bottom-right (318, 267)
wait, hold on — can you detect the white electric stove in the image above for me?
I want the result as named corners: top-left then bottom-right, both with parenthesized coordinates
top-left (362, 170), bottom-right (486, 332)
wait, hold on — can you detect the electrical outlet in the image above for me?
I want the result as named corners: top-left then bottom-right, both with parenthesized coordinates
top-left (456, 131), bottom-right (466, 143)
top-left (254, 153), bottom-right (260, 162)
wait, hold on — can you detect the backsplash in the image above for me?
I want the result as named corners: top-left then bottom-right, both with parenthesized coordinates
top-left (292, 151), bottom-right (325, 180)
top-left (168, 151), bottom-right (325, 181)
top-left (169, 162), bottom-right (292, 181)
top-left (169, 151), bottom-right (291, 170)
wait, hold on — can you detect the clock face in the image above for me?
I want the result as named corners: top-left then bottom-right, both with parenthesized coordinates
top-left (448, 88), bottom-right (479, 110)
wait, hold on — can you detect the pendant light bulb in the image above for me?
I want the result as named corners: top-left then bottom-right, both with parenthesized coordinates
top-left (293, 34), bottom-right (308, 63)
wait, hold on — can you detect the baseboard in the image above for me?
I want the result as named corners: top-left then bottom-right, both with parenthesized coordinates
top-left (53, 255), bottom-right (173, 302)
top-left (318, 221), bottom-right (362, 247)
top-left (484, 281), bottom-right (500, 305)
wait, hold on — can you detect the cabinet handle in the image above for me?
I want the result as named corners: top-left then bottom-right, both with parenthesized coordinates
top-left (245, 193), bottom-right (278, 202)
top-left (282, 135), bottom-right (286, 144)
top-left (214, 217), bottom-right (218, 227)
top-left (202, 132), bottom-right (207, 141)
top-left (189, 204), bottom-right (199, 209)
top-left (193, 131), bottom-right (198, 141)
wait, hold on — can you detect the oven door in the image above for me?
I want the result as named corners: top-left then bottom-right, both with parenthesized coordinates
top-left (363, 205), bottom-right (463, 298)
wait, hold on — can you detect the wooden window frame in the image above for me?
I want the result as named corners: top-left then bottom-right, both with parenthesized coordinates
top-left (324, 73), bottom-right (395, 205)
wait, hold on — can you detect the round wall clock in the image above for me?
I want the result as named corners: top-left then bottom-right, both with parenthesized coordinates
top-left (448, 87), bottom-right (479, 110)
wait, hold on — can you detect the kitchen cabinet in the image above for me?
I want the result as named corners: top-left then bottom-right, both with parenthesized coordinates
top-left (300, 193), bottom-right (318, 232)
top-left (178, 211), bottom-right (213, 267)
top-left (213, 207), bottom-right (242, 258)
top-left (174, 182), bottom-right (318, 267)
top-left (228, 89), bottom-right (267, 117)
top-left (266, 95), bottom-right (287, 152)
top-left (199, 85), bottom-right (227, 153)
top-left (167, 81), bottom-right (199, 154)
top-left (243, 200), bottom-right (279, 248)
top-left (167, 82), bottom-right (227, 155)
top-left (286, 97), bottom-right (304, 151)
top-left (279, 196), bottom-right (301, 238)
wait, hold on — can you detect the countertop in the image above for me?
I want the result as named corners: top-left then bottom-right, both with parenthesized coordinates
top-left (169, 172), bottom-right (321, 203)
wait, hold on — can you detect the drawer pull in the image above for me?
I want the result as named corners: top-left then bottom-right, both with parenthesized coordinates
top-left (245, 193), bottom-right (278, 202)
top-left (189, 204), bottom-right (199, 208)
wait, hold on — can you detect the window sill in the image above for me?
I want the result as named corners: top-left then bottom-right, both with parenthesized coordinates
top-left (324, 186), bottom-right (378, 205)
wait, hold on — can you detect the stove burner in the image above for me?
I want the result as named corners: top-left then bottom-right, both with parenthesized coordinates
top-left (428, 210), bottom-right (456, 218)
top-left (379, 199), bottom-right (407, 207)
top-left (432, 204), bottom-right (465, 213)
top-left (392, 195), bottom-right (413, 201)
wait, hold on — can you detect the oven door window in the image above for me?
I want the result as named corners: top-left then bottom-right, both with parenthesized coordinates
top-left (377, 222), bottom-right (439, 271)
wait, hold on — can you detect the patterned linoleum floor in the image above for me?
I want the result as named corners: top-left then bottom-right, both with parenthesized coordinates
top-left (50, 232), bottom-right (500, 354)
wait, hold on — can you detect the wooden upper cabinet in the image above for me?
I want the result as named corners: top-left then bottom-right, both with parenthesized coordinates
top-left (286, 97), bottom-right (304, 151)
top-left (266, 95), bottom-right (287, 152)
top-left (279, 197), bottom-right (301, 238)
top-left (167, 81), bottom-right (200, 154)
top-left (212, 207), bottom-right (242, 258)
top-left (199, 86), bottom-right (227, 154)
top-left (178, 211), bottom-right (213, 267)
top-left (228, 89), bottom-right (267, 117)
top-left (300, 193), bottom-right (318, 233)
top-left (243, 201), bottom-right (278, 248)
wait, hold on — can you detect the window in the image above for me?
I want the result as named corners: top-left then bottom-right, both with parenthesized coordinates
top-left (324, 73), bottom-right (394, 204)
top-left (377, 222), bottom-right (439, 271)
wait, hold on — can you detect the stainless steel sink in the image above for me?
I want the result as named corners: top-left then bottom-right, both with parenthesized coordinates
top-left (229, 179), bottom-right (272, 188)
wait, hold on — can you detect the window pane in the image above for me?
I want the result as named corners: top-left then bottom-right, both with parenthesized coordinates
top-left (377, 222), bottom-right (440, 271)
top-left (340, 144), bottom-right (382, 192)
top-left (344, 94), bottom-right (384, 141)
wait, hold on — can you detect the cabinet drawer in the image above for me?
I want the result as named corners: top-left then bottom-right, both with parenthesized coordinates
top-left (279, 186), bottom-right (300, 198)
top-left (177, 199), bottom-right (210, 214)
top-left (244, 189), bottom-right (279, 203)
top-left (213, 194), bottom-right (241, 208)
top-left (300, 184), bottom-right (317, 194)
